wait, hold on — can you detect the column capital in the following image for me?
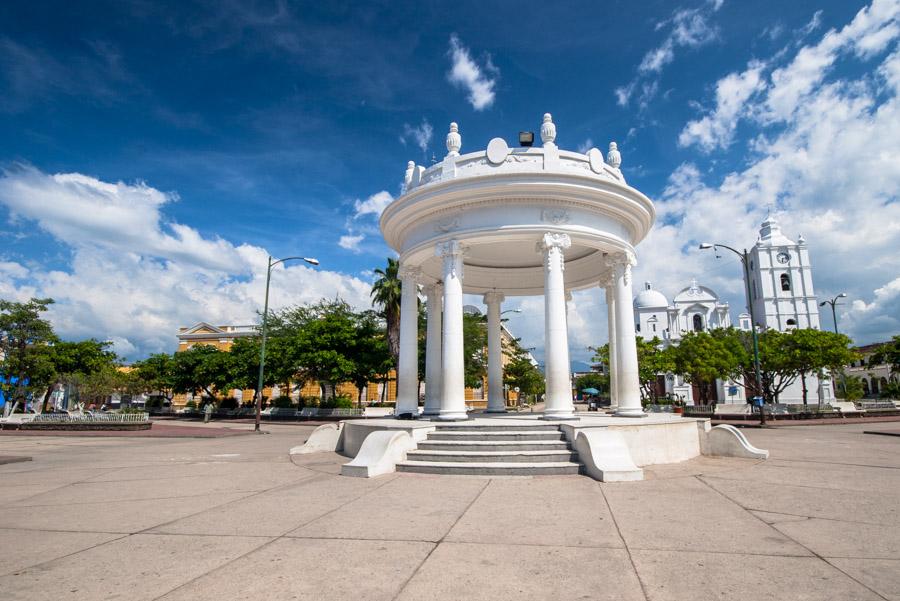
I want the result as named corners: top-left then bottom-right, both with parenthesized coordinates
top-left (538, 232), bottom-right (572, 252)
top-left (424, 281), bottom-right (444, 297)
top-left (483, 290), bottom-right (505, 306)
top-left (435, 239), bottom-right (465, 259)
top-left (398, 264), bottom-right (422, 282)
top-left (565, 290), bottom-right (573, 302)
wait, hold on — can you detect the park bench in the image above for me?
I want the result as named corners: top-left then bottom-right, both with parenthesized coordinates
top-left (832, 401), bottom-right (864, 416)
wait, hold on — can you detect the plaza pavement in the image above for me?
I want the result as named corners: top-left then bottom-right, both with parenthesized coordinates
top-left (0, 420), bottom-right (898, 601)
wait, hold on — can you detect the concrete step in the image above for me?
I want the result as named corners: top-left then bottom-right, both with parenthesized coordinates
top-left (406, 449), bottom-right (578, 463)
top-left (427, 430), bottom-right (566, 442)
top-left (417, 440), bottom-right (571, 452)
top-left (396, 460), bottom-right (582, 476)
top-left (433, 423), bottom-right (562, 432)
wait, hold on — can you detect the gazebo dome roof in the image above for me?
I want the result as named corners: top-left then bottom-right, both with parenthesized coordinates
top-left (634, 282), bottom-right (668, 309)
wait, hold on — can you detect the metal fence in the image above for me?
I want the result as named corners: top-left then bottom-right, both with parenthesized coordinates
top-left (31, 412), bottom-right (150, 423)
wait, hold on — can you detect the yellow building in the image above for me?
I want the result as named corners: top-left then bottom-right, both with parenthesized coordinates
top-left (172, 319), bottom-right (523, 409)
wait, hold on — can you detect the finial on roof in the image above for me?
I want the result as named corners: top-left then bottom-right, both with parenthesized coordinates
top-left (540, 113), bottom-right (556, 146)
top-left (446, 122), bottom-right (461, 156)
top-left (607, 142), bottom-right (621, 169)
top-left (798, 233), bottom-right (806, 245)
top-left (404, 161), bottom-right (415, 190)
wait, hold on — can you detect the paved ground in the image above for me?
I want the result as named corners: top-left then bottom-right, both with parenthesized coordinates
top-left (0, 420), bottom-right (898, 601)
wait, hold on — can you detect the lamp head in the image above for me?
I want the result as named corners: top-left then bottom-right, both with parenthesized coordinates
top-left (819, 301), bottom-right (827, 307)
top-left (838, 292), bottom-right (847, 298)
top-left (699, 243), bottom-right (714, 250)
top-left (303, 257), bottom-right (320, 265)
top-left (518, 131), bottom-right (534, 147)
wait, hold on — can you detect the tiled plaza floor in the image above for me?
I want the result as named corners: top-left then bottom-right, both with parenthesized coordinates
top-left (0, 420), bottom-right (897, 600)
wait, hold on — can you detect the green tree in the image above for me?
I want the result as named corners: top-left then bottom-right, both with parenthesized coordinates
top-left (40, 339), bottom-right (118, 411)
top-left (462, 310), bottom-right (488, 389)
top-left (171, 344), bottom-right (230, 400)
top-left (503, 339), bottom-right (544, 404)
top-left (836, 375), bottom-right (865, 401)
top-left (784, 329), bottom-right (858, 405)
top-left (224, 337), bottom-right (273, 404)
top-left (371, 258), bottom-right (402, 367)
top-left (269, 300), bottom-right (360, 399)
top-left (671, 330), bottom-right (742, 404)
top-left (348, 309), bottom-right (392, 406)
top-left (0, 297), bottom-right (56, 412)
top-left (574, 372), bottom-right (608, 395)
top-left (131, 353), bottom-right (177, 403)
top-left (870, 335), bottom-right (900, 373)
top-left (590, 337), bottom-right (675, 402)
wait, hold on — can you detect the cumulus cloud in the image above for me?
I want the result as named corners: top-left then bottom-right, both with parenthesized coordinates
top-left (447, 34), bottom-right (497, 111)
top-left (338, 233), bottom-right (364, 252)
top-left (679, 61), bottom-right (766, 151)
top-left (353, 190), bottom-right (393, 219)
top-left (0, 168), bottom-right (373, 360)
top-left (401, 119), bottom-right (433, 154)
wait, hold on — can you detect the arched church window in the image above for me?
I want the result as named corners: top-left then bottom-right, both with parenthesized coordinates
top-left (692, 314), bottom-right (703, 332)
top-left (636, 323), bottom-right (641, 332)
top-left (780, 273), bottom-right (791, 291)
top-left (750, 260), bottom-right (754, 270)
top-left (752, 281), bottom-right (757, 299)
top-left (786, 318), bottom-right (797, 326)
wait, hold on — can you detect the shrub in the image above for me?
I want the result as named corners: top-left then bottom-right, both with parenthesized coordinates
top-left (218, 397), bottom-right (239, 410)
top-left (299, 396), bottom-right (321, 408)
top-left (184, 400), bottom-right (197, 410)
top-left (273, 395), bottom-right (294, 408)
top-left (322, 395), bottom-right (353, 409)
top-left (118, 407), bottom-right (145, 414)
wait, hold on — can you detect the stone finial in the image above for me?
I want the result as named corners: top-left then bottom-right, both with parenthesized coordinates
top-left (404, 161), bottom-right (415, 190)
top-left (540, 113), bottom-right (556, 146)
top-left (798, 233), bottom-right (806, 245)
top-left (446, 122), bottom-right (461, 156)
top-left (607, 142), bottom-right (621, 169)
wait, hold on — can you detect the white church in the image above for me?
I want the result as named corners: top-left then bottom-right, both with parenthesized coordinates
top-left (633, 214), bottom-right (833, 405)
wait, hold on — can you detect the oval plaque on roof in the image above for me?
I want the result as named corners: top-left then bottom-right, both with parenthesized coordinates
top-left (486, 137), bottom-right (510, 165)
top-left (588, 148), bottom-right (605, 173)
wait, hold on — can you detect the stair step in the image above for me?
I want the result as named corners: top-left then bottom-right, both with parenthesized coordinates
top-left (428, 430), bottom-right (565, 442)
top-left (406, 449), bottom-right (578, 463)
top-left (434, 423), bottom-right (562, 432)
top-left (396, 460), bottom-right (582, 476)
top-left (417, 440), bottom-right (571, 452)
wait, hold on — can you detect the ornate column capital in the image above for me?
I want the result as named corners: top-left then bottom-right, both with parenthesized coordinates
top-left (435, 239), bottom-right (465, 259)
top-left (565, 291), bottom-right (573, 302)
top-left (425, 281), bottom-right (443, 297)
top-left (538, 232), bottom-right (572, 252)
top-left (398, 264), bottom-right (422, 282)
top-left (483, 291), bottom-right (505, 306)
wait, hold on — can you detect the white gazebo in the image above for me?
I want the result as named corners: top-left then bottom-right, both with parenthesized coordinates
top-left (380, 114), bottom-right (655, 421)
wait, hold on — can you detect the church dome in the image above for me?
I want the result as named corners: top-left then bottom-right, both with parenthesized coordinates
top-left (634, 282), bottom-right (668, 309)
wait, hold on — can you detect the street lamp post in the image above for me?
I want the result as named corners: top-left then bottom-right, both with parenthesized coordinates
top-left (255, 255), bottom-right (319, 433)
top-left (819, 293), bottom-right (847, 334)
top-left (699, 243), bottom-right (766, 426)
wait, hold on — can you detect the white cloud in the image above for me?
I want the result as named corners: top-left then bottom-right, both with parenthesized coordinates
top-left (338, 233), bottom-right (364, 252)
top-left (401, 119), bottom-right (433, 154)
top-left (679, 61), bottom-right (766, 151)
top-left (353, 190), bottom-right (393, 219)
top-left (618, 1), bottom-right (723, 108)
top-left (0, 168), bottom-right (373, 360)
top-left (577, 138), bottom-right (594, 154)
top-left (638, 11), bottom-right (900, 347)
top-left (447, 34), bottom-right (497, 111)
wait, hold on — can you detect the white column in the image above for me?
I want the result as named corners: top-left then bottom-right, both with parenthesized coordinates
top-left (540, 233), bottom-right (576, 420)
top-left (612, 253), bottom-right (644, 417)
top-left (484, 291), bottom-right (506, 413)
top-left (396, 264), bottom-right (421, 416)
top-left (605, 284), bottom-right (619, 410)
top-left (423, 283), bottom-right (443, 416)
top-left (436, 241), bottom-right (467, 420)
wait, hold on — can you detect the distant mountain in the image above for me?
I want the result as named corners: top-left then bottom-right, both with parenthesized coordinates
top-left (571, 360), bottom-right (593, 373)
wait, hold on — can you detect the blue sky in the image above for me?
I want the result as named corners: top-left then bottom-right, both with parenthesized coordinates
top-left (1, 0), bottom-right (899, 362)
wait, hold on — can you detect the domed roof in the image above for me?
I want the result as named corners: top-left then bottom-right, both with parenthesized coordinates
top-left (634, 282), bottom-right (668, 309)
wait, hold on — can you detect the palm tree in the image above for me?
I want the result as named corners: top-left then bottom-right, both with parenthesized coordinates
top-left (371, 257), bottom-right (402, 365)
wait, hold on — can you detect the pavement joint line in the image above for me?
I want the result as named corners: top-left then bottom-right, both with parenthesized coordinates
top-left (700, 472), bottom-right (899, 494)
top-left (762, 457), bottom-right (900, 471)
top-left (597, 482), bottom-right (651, 601)
top-left (287, 533), bottom-right (627, 550)
top-left (389, 477), bottom-right (491, 601)
top-left (0, 533), bottom-right (132, 578)
top-left (131, 472), bottom-right (335, 537)
top-left (147, 471), bottom-right (402, 601)
top-left (695, 475), bottom-right (892, 601)
top-left (18, 488), bottom-right (269, 509)
top-left (745, 508), bottom-right (898, 528)
top-left (8, 465), bottom-right (135, 506)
